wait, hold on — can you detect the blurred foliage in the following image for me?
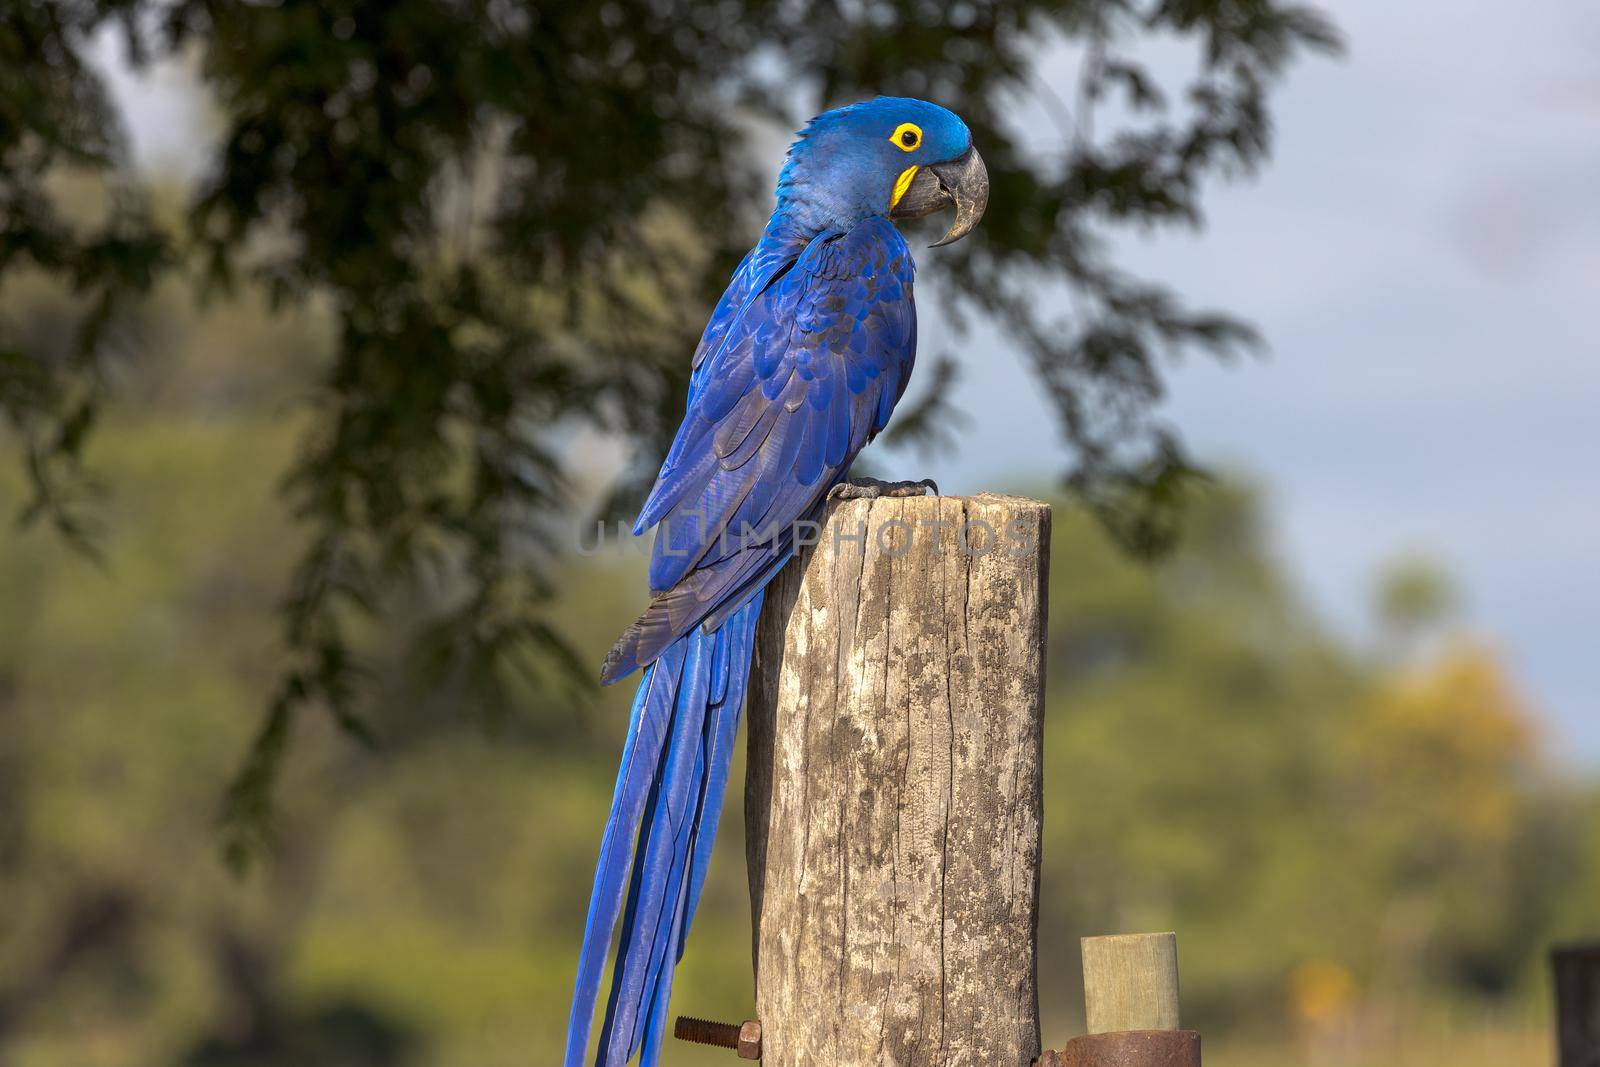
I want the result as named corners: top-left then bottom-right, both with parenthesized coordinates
top-left (1, 0), bottom-right (1345, 846)
top-left (1374, 554), bottom-right (1461, 668)
top-left (0, 2), bottom-right (170, 549)
top-left (0, 266), bottom-right (1596, 1066)
top-left (1037, 493), bottom-right (1579, 1031)
top-left (1377, 557), bottom-right (1459, 635)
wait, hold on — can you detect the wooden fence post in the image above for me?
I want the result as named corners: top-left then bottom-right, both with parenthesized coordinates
top-left (744, 493), bottom-right (1050, 1067)
top-left (1554, 941), bottom-right (1600, 1067)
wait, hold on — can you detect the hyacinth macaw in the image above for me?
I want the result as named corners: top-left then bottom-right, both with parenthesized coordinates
top-left (566, 97), bottom-right (988, 1067)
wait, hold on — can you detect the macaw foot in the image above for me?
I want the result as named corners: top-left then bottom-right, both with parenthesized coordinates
top-left (827, 476), bottom-right (939, 501)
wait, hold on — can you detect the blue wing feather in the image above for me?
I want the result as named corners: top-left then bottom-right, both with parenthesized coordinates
top-left (621, 216), bottom-right (915, 626)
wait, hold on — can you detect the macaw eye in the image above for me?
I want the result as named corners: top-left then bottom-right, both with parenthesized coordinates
top-left (890, 122), bottom-right (922, 152)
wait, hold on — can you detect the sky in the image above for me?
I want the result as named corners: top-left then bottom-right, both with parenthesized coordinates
top-left (95, 0), bottom-right (1599, 759)
top-left (928, 0), bottom-right (1600, 759)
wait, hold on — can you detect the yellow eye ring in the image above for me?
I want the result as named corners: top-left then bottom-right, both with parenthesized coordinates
top-left (890, 122), bottom-right (923, 152)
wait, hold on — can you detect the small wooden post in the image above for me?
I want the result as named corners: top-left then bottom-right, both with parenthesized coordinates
top-left (1554, 941), bottom-right (1600, 1067)
top-left (1046, 933), bottom-right (1200, 1067)
top-left (745, 493), bottom-right (1050, 1067)
top-left (1082, 933), bottom-right (1181, 1034)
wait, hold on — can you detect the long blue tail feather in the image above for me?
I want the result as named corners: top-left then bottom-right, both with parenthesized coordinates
top-left (634, 595), bottom-right (762, 1062)
top-left (565, 644), bottom-right (687, 1067)
top-left (617, 757), bottom-right (700, 1061)
top-left (600, 634), bottom-right (712, 1061)
top-left (680, 596), bottom-right (761, 944)
top-left (567, 595), bottom-right (764, 1067)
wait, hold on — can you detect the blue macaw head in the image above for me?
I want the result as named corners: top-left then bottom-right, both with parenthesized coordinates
top-left (776, 97), bottom-right (989, 246)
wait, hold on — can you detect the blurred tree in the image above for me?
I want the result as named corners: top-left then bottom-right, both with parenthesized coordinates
top-left (0, 2), bottom-right (169, 549)
top-left (1039, 482), bottom-right (1370, 1024)
top-left (1549, 787), bottom-right (1600, 942)
top-left (1347, 646), bottom-right (1543, 997)
top-left (1376, 554), bottom-right (1460, 660)
top-left (1, 0), bottom-right (1341, 857)
top-left (1035, 489), bottom-right (1562, 1031)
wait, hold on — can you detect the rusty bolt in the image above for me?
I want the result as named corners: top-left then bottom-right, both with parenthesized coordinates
top-left (734, 1020), bottom-right (761, 1060)
top-left (674, 1016), bottom-right (762, 1060)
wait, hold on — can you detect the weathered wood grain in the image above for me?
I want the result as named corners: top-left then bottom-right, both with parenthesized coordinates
top-left (745, 492), bottom-right (1050, 1067)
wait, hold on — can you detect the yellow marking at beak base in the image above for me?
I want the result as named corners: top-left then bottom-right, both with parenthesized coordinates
top-left (891, 165), bottom-right (919, 210)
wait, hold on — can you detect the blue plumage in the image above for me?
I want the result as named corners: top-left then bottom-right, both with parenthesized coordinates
top-left (567, 96), bottom-right (983, 1067)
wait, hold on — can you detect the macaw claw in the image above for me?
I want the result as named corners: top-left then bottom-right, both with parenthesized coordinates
top-left (827, 476), bottom-right (939, 501)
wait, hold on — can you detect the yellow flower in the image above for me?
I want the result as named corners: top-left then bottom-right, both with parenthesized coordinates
top-left (1289, 959), bottom-right (1357, 1024)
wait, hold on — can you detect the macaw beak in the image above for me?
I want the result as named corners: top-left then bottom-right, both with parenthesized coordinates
top-left (889, 145), bottom-right (988, 247)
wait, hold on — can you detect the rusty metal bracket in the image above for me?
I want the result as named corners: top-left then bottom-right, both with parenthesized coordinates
top-left (1038, 1029), bottom-right (1202, 1067)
